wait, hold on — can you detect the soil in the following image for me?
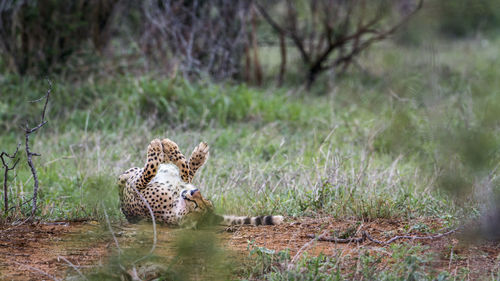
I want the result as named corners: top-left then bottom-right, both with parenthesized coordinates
top-left (223, 217), bottom-right (500, 279)
top-left (0, 221), bottom-right (108, 280)
top-left (0, 217), bottom-right (499, 280)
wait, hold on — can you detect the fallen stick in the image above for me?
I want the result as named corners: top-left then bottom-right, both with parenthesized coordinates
top-left (306, 227), bottom-right (460, 245)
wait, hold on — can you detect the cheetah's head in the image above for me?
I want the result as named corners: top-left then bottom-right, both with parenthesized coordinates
top-left (175, 186), bottom-right (214, 226)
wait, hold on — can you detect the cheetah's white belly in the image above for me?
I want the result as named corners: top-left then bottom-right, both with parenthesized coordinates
top-left (151, 163), bottom-right (182, 185)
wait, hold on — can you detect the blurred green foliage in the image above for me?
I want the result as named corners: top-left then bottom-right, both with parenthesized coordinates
top-left (435, 0), bottom-right (500, 37)
top-left (398, 0), bottom-right (500, 44)
top-left (0, 75), bottom-right (304, 132)
top-left (0, 0), bottom-right (117, 75)
top-left (2, 0), bottom-right (500, 79)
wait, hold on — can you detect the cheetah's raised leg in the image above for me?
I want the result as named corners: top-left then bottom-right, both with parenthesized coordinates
top-left (134, 139), bottom-right (164, 189)
top-left (161, 138), bottom-right (192, 183)
top-left (188, 142), bottom-right (209, 177)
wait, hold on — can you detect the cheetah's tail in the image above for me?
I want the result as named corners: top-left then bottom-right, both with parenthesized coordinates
top-left (221, 215), bottom-right (284, 226)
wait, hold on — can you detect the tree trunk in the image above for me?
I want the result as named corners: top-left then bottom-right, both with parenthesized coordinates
top-left (278, 32), bottom-right (287, 87)
top-left (306, 64), bottom-right (322, 90)
top-left (250, 4), bottom-right (262, 86)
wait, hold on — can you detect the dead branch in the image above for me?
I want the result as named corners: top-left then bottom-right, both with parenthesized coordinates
top-left (1, 143), bottom-right (20, 214)
top-left (306, 227), bottom-right (460, 245)
top-left (24, 81), bottom-right (51, 219)
top-left (257, 0), bottom-right (423, 88)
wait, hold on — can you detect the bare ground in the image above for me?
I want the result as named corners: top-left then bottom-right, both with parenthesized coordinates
top-left (0, 221), bottom-right (108, 280)
top-left (0, 217), bottom-right (499, 280)
top-left (223, 217), bottom-right (500, 279)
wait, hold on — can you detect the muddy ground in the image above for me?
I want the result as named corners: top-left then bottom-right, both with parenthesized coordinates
top-left (0, 217), bottom-right (499, 280)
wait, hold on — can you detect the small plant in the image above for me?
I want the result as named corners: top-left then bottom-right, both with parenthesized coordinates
top-left (246, 241), bottom-right (290, 277)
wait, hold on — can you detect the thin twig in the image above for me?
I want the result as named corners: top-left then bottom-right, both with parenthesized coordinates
top-left (291, 230), bottom-right (324, 265)
top-left (365, 227), bottom-right (459, 245)
top-left (12, 261), bottom-right (61, 281)
top-left (7, 196), bottom-right (33, 212)
top-left (1, 143), bottom-right (20, 214)
top-left (307, 227), bottom-right (460, 245)
top-left (102, 203), bottom-right (122, 256)
top-left (306, 233), bottom-right (366, 244)
top-left (130, 185), bottom-right (157, 264)
top-left (57, 256), bottom-right (87, 280)
top-left (448, 245), bottom-right (455, 271)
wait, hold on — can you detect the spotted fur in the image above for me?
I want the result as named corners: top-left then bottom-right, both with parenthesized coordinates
top-left (118, 139), bottom-right (283, 227)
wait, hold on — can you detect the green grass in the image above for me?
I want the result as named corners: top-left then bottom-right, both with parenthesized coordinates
top-left (1, 36), bottom-right (499, 279)
top-left (243, 242), bottom-right (443, 280)
top-left (2, 37), bottom-right (499, 223)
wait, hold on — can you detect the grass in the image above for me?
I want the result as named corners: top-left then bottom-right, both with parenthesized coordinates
top-left (0, 94), bottom-right (456, 222)
top-left (243, 243), bottom-right (439, 280)
top-left (1, 35), bottom-right (499, 279)
top-left (2, 38), bottom-right (498, 223)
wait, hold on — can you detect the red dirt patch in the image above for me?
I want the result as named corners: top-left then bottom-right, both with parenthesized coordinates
top-left (222, 217), bottom-right (500, 279)
top-left (0, 217), bottom-right (498, 280)
top-left (0, 221), bottom-right (107, 280)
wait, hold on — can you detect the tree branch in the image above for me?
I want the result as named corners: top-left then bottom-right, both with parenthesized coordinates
top-left (255, 1), bottom-right (310, 64)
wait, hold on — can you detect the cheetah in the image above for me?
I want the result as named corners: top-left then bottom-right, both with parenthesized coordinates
top-left (118, 138), bottom-right (283, 227)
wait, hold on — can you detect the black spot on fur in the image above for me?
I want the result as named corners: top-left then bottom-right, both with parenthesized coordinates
top-left (255, 216), bottom-right (263, 226)
top-left (265, 216), bottom-right (273, 225)
top-left (244, 217), bottom-right (251, 224)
